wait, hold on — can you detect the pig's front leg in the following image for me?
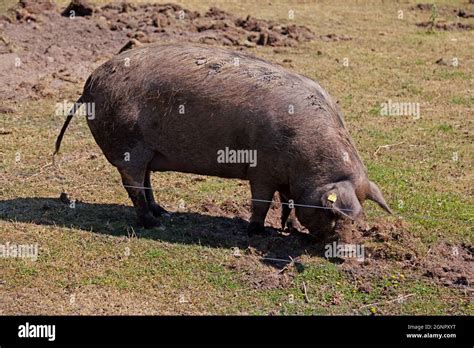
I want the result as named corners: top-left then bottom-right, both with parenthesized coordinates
top-left (279, 192), bottom-right (292, 230)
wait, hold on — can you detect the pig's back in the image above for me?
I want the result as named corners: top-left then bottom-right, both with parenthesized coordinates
top-left (85, 43), bottom-right (340, 123)
top-left (84, 43), bottom-right (346, 178)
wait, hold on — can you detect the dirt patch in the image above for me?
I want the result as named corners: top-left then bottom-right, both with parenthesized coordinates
top-left (422, 243), bottom-right (473, 288)
top-left (0, 0), bottom-right (316, 101)
top-left (411, 3), bottom-right (474, 17)
top-left (227, 252), bottom-right (295, 290)
top-left (411, 3), bottom-right (474, 31)
top-left (411, 4), bottom-right (435, 11)
top-left (197, 197), bottom-right (472, 292)
top-left (337, 219), bottom-right (473, 291)
top-left (435, 58), bottom-right (449, 66)
top-left (319, 33), bottom-right (352, 42)
top-left (457, 9), bottom-right (474, 18)
top-left (416, 21), bottom-right (473, 31)
top-left (337, 219), bottom-right (422, 262)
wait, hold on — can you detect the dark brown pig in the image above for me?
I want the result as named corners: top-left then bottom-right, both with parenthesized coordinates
top-left (54, 43), bottom-right (391, 237)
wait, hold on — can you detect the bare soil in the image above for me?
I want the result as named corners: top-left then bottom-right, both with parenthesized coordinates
top-left (0, 0), bottom-right (315, 101)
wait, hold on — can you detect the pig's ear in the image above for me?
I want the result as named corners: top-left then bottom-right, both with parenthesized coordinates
top-left (321, 182), bottom-right (362, 221)
top-left (367, 181), bottom-right (392, 214)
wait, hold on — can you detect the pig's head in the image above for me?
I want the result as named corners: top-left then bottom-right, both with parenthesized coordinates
top-left (295, 179), bottom-right (391, 239)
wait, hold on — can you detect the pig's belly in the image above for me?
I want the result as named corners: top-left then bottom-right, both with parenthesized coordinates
top-left (148, 149), bottom-right (252, 180)
top-left (143, 111), bottom-right (259, 179)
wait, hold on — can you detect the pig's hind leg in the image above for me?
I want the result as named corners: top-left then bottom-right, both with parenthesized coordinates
top-left (144, 169), bottom-right (170, 218)
top-left (118, 166), bottom-right (160, 229)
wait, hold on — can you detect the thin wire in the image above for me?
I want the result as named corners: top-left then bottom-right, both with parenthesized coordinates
top-left (251, 198), bottom-right (354, 212)
top-left (121, 188), bottom-right (472, 223)
top-left (123, 185), bottom-right (153, 190)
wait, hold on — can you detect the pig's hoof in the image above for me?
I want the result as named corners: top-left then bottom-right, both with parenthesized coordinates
top-left (247, 222), bottom-right (266, 236)
top-left (285, 220), bottom-right (299, 233)
top-left (138, 214), bottom-right (161, 229)
top-left (150, 203), bottom-right (170, 218)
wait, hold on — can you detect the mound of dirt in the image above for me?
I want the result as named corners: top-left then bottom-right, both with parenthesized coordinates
top-left (15, 0), bottom-right (57, 16)
top-left (411, 3), bottom-right (435, 11)
top-left (338, 218), bottom-right (473, 291)
top-left (0, 0), bottom-right (316, 101)
top-left (422, 243), bottom-right (473, 288)
top-left (61, 0), bottom-right (94, 17)
top-left (457, 9), bottom-right (474, 18)
top-left (416, 21), bottom-right (473, 31)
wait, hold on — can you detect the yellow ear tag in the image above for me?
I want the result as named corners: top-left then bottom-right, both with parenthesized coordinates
top-left (327, 193), bottom-right (337, 203)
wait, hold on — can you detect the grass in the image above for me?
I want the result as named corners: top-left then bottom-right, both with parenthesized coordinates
top-left (0, 0), bottom-right (473, 315)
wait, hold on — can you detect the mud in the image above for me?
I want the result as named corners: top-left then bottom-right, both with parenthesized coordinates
top-left (0, 0), bottom-right (316, 101)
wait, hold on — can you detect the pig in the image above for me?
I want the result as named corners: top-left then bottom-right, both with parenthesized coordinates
top-left (54, 43), bottom-right (392, 237)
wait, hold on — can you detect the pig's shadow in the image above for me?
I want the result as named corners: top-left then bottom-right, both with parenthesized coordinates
top-left (0, 197), bottom-right (327, 266)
